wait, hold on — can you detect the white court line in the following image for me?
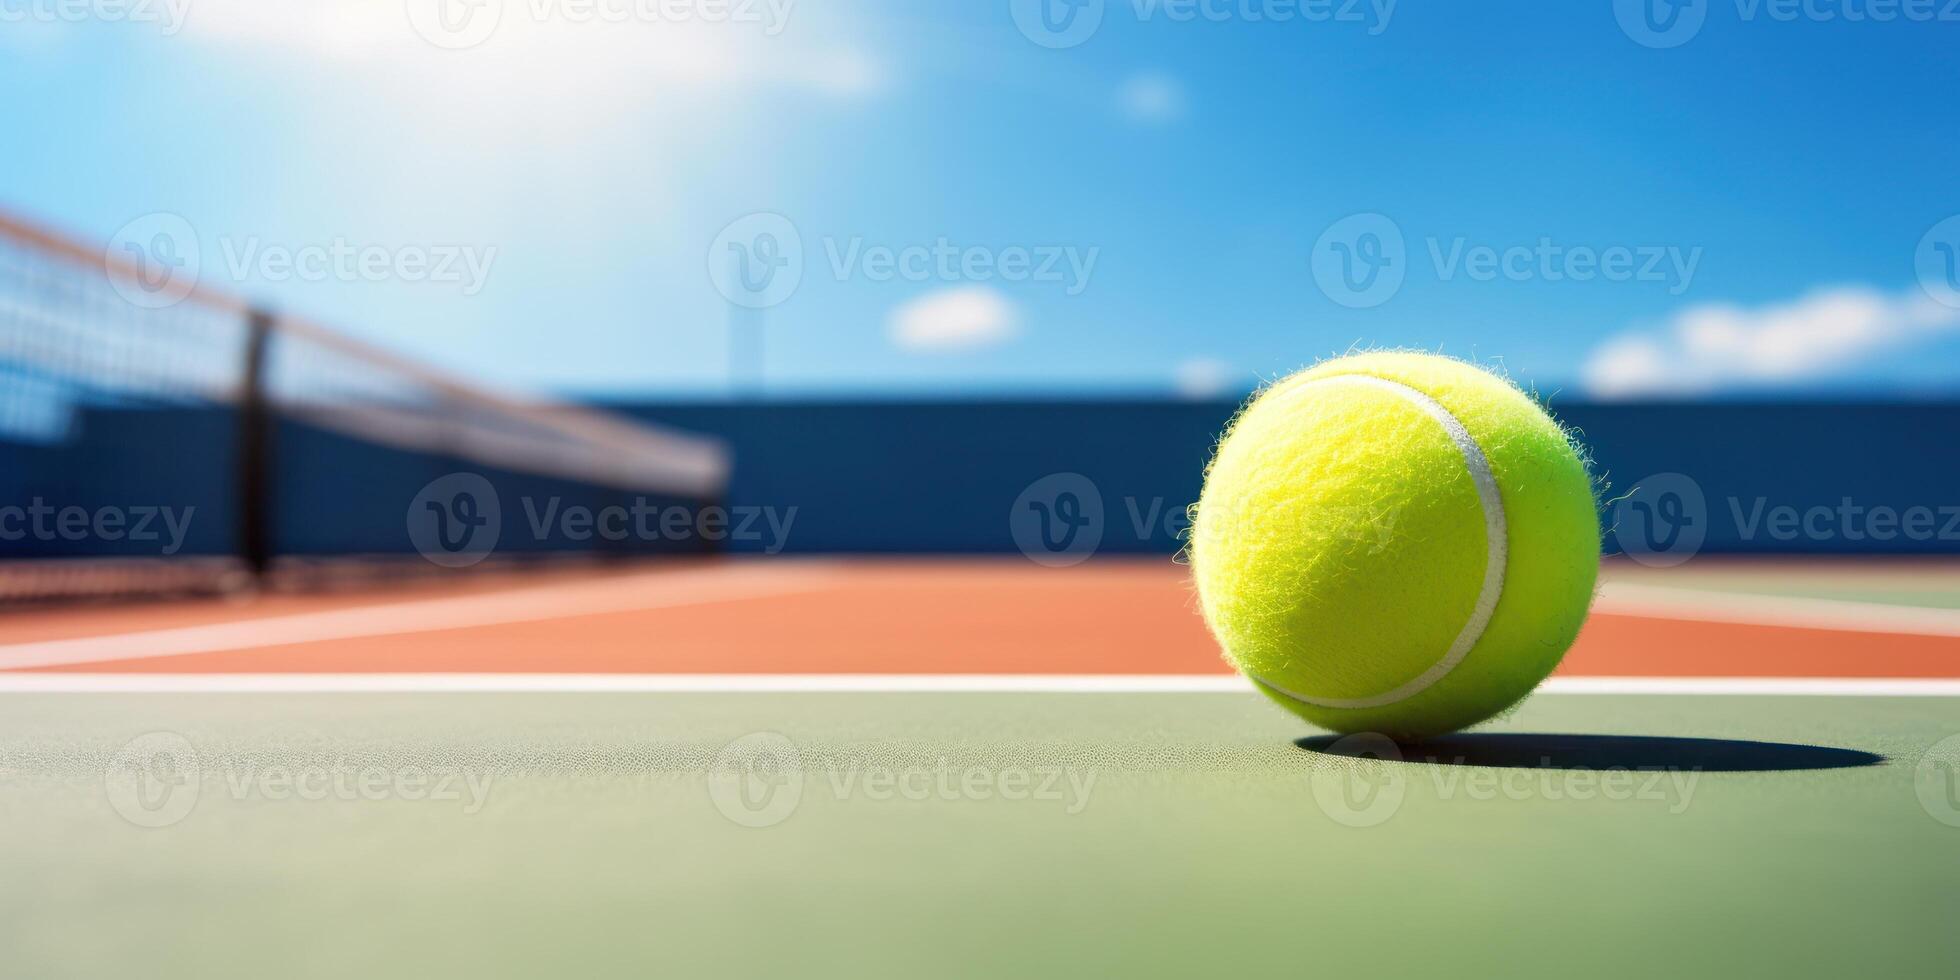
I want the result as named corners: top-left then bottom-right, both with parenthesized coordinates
top-left (0, 563), bottom-right (848, 672)
top-left (1594, 581), bottom-right (1960, 637)
top-left (0, 674), bottom-right (1953, 696)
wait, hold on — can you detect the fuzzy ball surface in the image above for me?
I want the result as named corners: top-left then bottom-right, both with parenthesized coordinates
top-left (1191, 352), bottom-right (1599, 739)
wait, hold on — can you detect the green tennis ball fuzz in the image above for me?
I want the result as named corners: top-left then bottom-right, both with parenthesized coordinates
top-left (1192, 352), bottom-right (1599, 739)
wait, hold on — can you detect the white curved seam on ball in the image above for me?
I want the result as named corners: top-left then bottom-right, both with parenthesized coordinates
top-left (1247, 373), bottom-right (1509, 710)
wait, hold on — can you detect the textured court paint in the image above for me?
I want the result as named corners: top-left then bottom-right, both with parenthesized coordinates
top-left (1193, 353), bottom-right (1600, 737)
top-left (0, 692), bottom-right (1952, 978)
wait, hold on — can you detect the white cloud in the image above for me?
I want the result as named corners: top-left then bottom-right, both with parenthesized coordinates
top-left (1582, 285), bottom-right (1960, 398)
top-left (889, 287), bottom-right (1019, 352)
top-left (1174, 358), bottom-right (1237, 399)
top-left (1117, 73), bottom-right (1185, 124)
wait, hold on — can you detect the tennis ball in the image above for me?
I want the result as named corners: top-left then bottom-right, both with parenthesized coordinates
top-left (1191, 352), bottom-right (1598, 739)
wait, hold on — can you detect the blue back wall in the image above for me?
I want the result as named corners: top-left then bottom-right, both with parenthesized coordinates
top-left (626, 400), bottom-right (1960, 557)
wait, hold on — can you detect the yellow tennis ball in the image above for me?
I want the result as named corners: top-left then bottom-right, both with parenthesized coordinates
top-left (1191, 352), bottom-right (1599, 739)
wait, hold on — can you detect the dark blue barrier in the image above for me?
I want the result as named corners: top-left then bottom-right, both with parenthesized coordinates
top-left (11, 400), bottom-right (1958, 562)
top-left (0, 406), bottom-right (236, 559)
top-left (626, 399), bottom-right (1960, 558)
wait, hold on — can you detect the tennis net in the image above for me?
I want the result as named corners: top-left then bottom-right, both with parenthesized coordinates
top-left (0, 210), bottom-right (731, 603)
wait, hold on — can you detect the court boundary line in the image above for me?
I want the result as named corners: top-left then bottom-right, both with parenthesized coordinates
top-left (1594, 582), bottom-right (1960, 637)
top-left (0, 674), bottom-right (1953, 696)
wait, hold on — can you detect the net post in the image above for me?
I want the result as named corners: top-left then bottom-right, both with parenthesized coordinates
top-left (238, 309), bottom-right (276, 581)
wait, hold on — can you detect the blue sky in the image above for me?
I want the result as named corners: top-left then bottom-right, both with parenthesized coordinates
top-left (3, 0), bottom-right (1958, 399)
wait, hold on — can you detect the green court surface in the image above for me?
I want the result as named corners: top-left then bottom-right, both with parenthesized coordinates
top-left (3, 691), bottom-right (1958, 977)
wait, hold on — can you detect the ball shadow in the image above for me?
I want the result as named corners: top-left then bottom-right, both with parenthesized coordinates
top-left (1295, 732), bottom-right (1883, 772)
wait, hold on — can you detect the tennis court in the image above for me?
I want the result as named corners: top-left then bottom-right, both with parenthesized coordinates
top-left (1, 558), bottom-right (1957, 975)
top-left (7, 7), bottom-right (1960, 976)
